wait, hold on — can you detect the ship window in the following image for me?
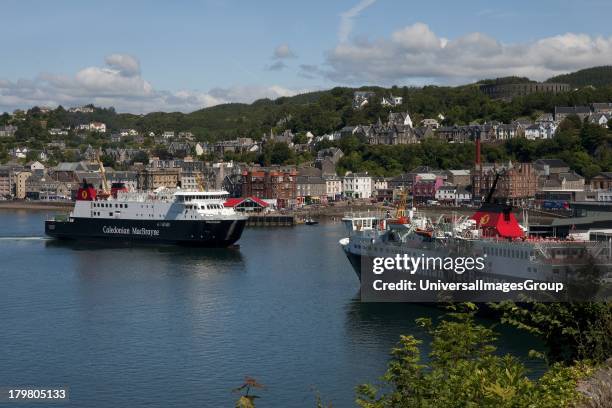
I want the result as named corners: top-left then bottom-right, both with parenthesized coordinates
top-left (109, 212), bottom-right (113, 216)
top-left (125, 204), bottom-right (128, 209)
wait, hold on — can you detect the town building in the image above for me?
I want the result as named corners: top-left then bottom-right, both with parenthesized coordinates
top-left (381, 95), bottom-right (403, 107)
top-left (435, 185), bottom-right (471, 204)
top-left (590, 172), bottom-right (612, 191)
top-left (373, 177), bottom-right (388, 191)
top-left (14, 171), bottom-right (31, 199)
top-left (588, 113), bottom-right (610, 128)
top-left (296, 176), bottom-right (327, 205)
top-left (444, 170), bottom-right (471, 187)
top-left (0, 125), bottom-right (18, 138)
top-left (342, 172), bottom-right (372, 199)
top-left (412, 174), bottom-right (444, 203)
top-left (315, 147), bottom-right (343, 176)
top-left (473, 162), bottom-right (538, 204)
top-left (554, 106), bottom-right (591, 121)
top-left (420, 118), bottom-right (440, 129)
top-left (78, 122), bottom-right (106, 133)
top-left (366, 112), bottom-right (417, 145)
top-left (591, 103), bottom-right (612, 114)
top-left (223, 197), bottom-right (269, 213)
top-left (241, 166), bottom-right (297, 208)
top-left (324, 176), bottom-right (343, 201)
top-left (524, 123), bottom-right (556, 140)
top-left (137, 168), bottom-right (181, 190)
top-left (106, 170), bottom-right (138, 191)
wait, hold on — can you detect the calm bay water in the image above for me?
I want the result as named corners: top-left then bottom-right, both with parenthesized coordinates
top-left (0, 209), bottom-right (545, 407)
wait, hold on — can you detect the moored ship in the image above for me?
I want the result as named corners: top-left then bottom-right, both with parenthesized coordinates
top-left (339, 185), bottom-right (611, 298)
top-left (45, 180), bottom-right (247, 247)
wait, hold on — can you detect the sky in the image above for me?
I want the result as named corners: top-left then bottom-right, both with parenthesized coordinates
top-left (2, 0), bottom-right (612, 113)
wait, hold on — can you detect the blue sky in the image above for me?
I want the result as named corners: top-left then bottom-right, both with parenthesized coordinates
top-left (2, 0), bottom-right (612, 113)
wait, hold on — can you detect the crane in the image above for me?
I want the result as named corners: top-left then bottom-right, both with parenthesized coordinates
top-left (96, 151), bottom-right (110, 195)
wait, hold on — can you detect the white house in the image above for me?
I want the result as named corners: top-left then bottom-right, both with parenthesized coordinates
top-left (381, 95), bottom-right (403, 107)
top-left (589, 113), bottom-right (609, 128)
top-left (373, 177), bottom-right (388, 191)
top-left (525, 123), bottom-right (556, 140)
top-left (78, 122), bottom-right (106, 133)
top-left (342, 172), bottom-right (373, 199)
top-left (28, 161), bottom-right (45, 172)
top-left (435, 185), bottom-right (471, 203)
top-left (525, 124), bottom-right (545, 140)
top-left (325, 176), bottom-right (342, 200)
top-left (90, 122), bottom-right (106, 133)
top-left (421, 118), bottom-right (440, 129)
top-left (49, 128), bottom-right (69, 136)
top-left (11, 147), bottom-right (28, 159)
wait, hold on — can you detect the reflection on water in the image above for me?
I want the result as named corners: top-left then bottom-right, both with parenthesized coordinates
top-left (0, 210), bottom-right (546, 407)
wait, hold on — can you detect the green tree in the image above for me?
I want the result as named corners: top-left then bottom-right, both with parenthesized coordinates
top-left (356, 304), bottom-right (594, 408)
top-left (493, 302), bottom-right (612, 364)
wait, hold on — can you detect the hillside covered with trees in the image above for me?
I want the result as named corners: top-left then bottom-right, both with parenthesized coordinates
top-left (546, 66), bottom-right (612, 88)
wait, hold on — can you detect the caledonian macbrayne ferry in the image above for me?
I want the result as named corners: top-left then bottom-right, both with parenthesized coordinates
top-left (45, 180), bottom-right (247, 247)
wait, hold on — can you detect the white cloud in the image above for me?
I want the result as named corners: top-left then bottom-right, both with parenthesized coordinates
top-left (104, 54), bottom-right (141, 76)
top-left (325, 22), bottom-right (612, 84)
top-left (273, 44), bottom-right (296, 59)
top-left (0, 54), bottom-right (302, 113)
top-left (338, 0), bottom-right (377, 43)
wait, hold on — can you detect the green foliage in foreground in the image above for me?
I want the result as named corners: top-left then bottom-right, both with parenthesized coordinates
top-left (356, 305), bottom-right (594, 408)
top-left (493, 302), bottom-right (612, 365)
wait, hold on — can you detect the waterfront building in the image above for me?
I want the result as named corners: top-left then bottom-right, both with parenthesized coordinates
top-left (472, 162), bottom-right (538, 204)
top-left (435, 185), bottom-right (472, 204)
top-left (241, 166), bottom-right (297, 208)
top-left (296, 176), bottom-right (327, 205)
top-left (590, 172), bottom-right (612, 191)
top-left (342, 172), bottom-right (372, 199)
top-left (223, 196), bottom-right (269, 212)
top-left (14, 171), bottom-right (31, 199)
top-left (324, 176), bottom-right (342, 201)
top-left (412, 174), bottom-right (444, 203)
top-left (444, 169), bottom-right (471, 187)
top-left (138, 168), bottom-right (181, 190)
top-left (106, 170), bottom-right (138, 192)
top-left (373, 177), bottom-right (388, 191)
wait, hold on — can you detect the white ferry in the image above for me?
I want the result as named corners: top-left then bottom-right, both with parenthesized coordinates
top-left (45, 180), bottom-right (247, 247)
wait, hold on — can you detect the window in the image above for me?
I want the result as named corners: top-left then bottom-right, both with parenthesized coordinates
top-left (109, 212), bottom-right (113, 217)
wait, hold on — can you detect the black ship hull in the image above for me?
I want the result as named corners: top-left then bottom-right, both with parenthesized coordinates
top-left (45, 217), bottom-right (247, 247)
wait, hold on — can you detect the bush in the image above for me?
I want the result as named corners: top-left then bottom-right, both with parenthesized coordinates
top-left (356, 304), bottom-right (593, 408)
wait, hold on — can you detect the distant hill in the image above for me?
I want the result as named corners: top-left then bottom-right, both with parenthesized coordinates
top-left (546, 66), bottom-right (612, 88)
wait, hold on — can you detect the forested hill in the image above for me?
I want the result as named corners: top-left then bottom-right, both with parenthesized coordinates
top-left (5, 67), bottom-right (612, 143)
top-left (114, 80), bottom-right (612, 141)
top-left (546, 66), bottom-right (612, 88)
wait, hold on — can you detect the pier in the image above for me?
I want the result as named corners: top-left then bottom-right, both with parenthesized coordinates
top-left (246, 215), bottom-right (295, 227)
